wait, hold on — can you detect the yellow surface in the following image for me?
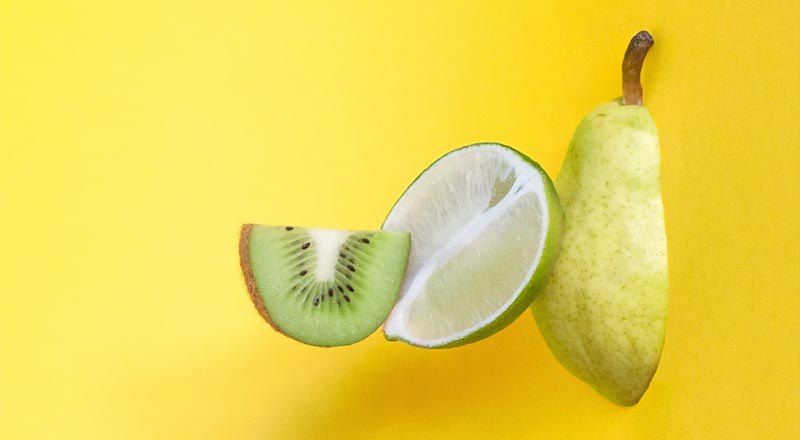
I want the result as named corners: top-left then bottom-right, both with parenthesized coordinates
top-left (1, 1), bottom-right (798, 438)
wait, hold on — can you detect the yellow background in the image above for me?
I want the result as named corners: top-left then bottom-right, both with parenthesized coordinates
top-left (2, 1), bottom-right (798, 438)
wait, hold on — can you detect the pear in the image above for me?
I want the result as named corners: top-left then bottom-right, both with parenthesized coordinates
top-left (532, 31), bottom-right (667, 406)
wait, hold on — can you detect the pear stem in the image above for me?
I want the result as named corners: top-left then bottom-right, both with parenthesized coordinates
top-left (622, 31), bottom-right (654, 106)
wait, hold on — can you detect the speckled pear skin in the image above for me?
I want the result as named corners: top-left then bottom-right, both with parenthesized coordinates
top-left (532, 98), bottom-right (667, 406)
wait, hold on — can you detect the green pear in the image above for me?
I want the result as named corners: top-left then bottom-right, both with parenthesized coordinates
top-left (532, 31), bottom-right (667, 406)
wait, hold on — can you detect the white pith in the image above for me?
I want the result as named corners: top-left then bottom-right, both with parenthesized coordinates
top-left (382, 144), bottom-right (550, 347)
top-left (307, 228), bottom-right (350, 281)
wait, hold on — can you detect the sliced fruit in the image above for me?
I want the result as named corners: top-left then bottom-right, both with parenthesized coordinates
top-left (382, 143), bottom-right (563, 348)
top-left (239, 224), bottom-right (410, 347)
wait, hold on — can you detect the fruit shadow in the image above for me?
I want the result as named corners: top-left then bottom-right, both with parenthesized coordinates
top-left (275, 316), bottom-right (579, 439)
top-left (111, 315), bottom-right (603, 438)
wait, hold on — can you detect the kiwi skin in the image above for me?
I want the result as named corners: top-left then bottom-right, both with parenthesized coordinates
top-left (239, 223), bottom-right (282, 333)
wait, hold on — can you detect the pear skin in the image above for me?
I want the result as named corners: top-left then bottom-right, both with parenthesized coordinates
top-left (532, 31), bottom-right (667, 406)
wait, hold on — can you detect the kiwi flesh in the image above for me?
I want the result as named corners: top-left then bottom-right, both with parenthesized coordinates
top-left (239, 224), bottom-right (410, 347)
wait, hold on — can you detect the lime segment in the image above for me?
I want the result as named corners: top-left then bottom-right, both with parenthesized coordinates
top-left (382, 143), bottom-right (562, 348)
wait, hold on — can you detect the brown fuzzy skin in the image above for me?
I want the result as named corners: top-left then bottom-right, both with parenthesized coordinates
top-left (238, 224), bottom-right (282, 332)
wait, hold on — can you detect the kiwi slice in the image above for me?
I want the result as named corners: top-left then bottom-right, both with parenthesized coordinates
top-left (239, 224), bottom-right (410, 347)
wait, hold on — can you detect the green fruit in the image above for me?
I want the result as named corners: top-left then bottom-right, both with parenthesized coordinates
top-left (239, 224), bottom-right (410, 347)
top-left (382, 143), bottom-right (563, 348)
top-left (532, 31), bottom-right (668, 405)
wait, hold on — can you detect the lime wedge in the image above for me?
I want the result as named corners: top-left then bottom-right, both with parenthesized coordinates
top-left (382, 143), bottom-right (563, 348)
